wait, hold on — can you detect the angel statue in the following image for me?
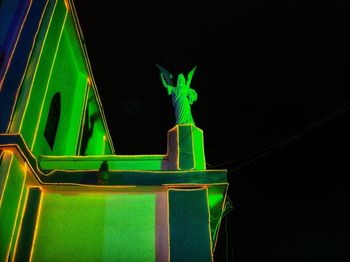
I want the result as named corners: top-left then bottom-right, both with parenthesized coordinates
top-left (156, 64), bottom-right (198, 125)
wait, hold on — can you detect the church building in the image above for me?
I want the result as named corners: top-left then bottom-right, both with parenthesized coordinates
top-left (0, 0), bottom-right (228, 260)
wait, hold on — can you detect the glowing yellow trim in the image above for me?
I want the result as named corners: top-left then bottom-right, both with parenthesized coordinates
top-left (6, 163), bottom-right (27, 260)
top-left (75, 77), bottom-right (89, 154)
top-left (0, 133), bottom-right (38, 164)
top-left (0, 0), bottom-right (33, 91)
top-left (2, 149), bottom-right (14, 154)
top-left (40, 154), bottom-right (167, 159)
top-left (176, 126), bottom-right (180, 169)
top-left (200, 128), bottom-right (206, 169)
top-left (1, 140), bottom-right (225, 176)
top-left (0, 134), bottom-right (50, 182)
top-left (31, 9), bottom-right (68, 150)
top-left (102, 135), bottom-right (105, 154)
top-left (42, 168), bottom-right (227, 175)
top-left (205, 187), bottom-right (214, 262)
top-left (166, 188), bottom-right (214, 261)
top-left (64, 0), bottom-right (70, 11)
top-left (167, 187), bottom-right (207, 192)
top-left (1, 151), bottom-right (221, 178)
top-left (192, 125), bottom-right (206, 170)
top-left (167, 124), bottom-right (207, 171)
top-left (166, 189), bottom-right (170, 262)
top-left (18, 0), bottom-right (60, 133)
top-left (44, 183), bottom-right (137, 189)
top-left (212, 184), bottom-right (229, 251)
top-left (12, 186), bottom-right (30, 262)
top-left (190, 125), bottom-right (196, 170)
top-left (7, 0), bottom-right (50, 133)
top-left (1, 134), bottom-right (227, 190)
top-left (2, 141), bottom-right (227, 211)
top-left (0, 152), bottom-right (14, 208)
top-left (29, 187), bottom-right (43, 262)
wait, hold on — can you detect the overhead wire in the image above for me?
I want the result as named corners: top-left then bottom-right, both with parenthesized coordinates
top-left (209, 99), bottom-right (350, 261)
top-left (163, 97), bottom-right (350, 179)
top-left (205, 99), bottom-right (350, 174)
top-left (214, 100), bottom-right (350, 261)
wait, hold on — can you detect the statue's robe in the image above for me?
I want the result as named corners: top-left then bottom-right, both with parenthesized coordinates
top-left (171, 86), bottom-right (195, 125)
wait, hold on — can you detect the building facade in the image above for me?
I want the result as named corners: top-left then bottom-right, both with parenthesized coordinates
top-left (0, 0), bottom-right (228, 260)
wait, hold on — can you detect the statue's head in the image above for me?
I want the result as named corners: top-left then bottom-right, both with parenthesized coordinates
top-left (177, 73), bottom-right (186, 88)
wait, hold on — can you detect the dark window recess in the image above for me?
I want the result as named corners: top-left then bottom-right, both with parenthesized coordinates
top-left (44, 93), bottom-right (60, 150)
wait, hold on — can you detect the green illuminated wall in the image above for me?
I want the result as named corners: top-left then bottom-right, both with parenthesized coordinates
top-left (10, 0), bottom-right (113, 157)
top-left (0, 152), bottom-right (27, 259)
top-left (31, 192), bottom-right (156, 261)
top-left (79, 88), bottom-right (113, 155)
top-left (0, 0), bottom-right (228, 261)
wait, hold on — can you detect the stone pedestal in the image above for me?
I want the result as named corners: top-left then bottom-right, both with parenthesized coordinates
top-left (167, 124), bottom-right (206, 170)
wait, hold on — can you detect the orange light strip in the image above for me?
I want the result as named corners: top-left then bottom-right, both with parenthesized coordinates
top-left (40, 154), bottom-right (167, 159)
top-left (205, 187), bottom-right (214, 262)
top-left (0, 133), bottom-right (46, 178)
top-left (11, 187), bottom-right (30, 262)
top-left (29, 188), bottom-right (43, 262)
top-left (212, 184), bottom-right (229, 251)
top-left (6, 163), bottom-right (27, 260)
top-left (166, 189), bottom-right (170, 262)
top-left (75, 77), bottom-right (89, 155)
top-left (64, 0), bottom-right (70, 11)
top-left (0, 152), bottom-right (14, 208)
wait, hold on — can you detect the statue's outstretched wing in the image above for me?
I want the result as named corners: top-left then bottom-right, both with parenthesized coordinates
top-left (186, 66), bottom-right (197, 88)
top-left (155, 63), bottom-right (174, 86)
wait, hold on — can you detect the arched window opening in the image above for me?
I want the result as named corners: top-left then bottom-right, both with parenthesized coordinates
top-left (44, 92), bottom-right (61, 150)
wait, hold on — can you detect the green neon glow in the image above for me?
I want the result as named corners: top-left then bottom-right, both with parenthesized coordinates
top-left (31, 7), bottom-right (69, 151)
top-left (168, 124), bottom-right (206, 170)
top-left (17, 0), bottom-right (112, 157)
top-left (0, 0), bottom-right (229, 260)
top-left (208, 186), bottom-right (227, 248)
top-left (20, 0), bottom-right (66, 148)
top-left (80, 88), bottom-right (112, 155)
top-left (39, 154), bottom-right (166, 171)
top-left (159, 66), bottom-right (198, 125)
top-left (193, 126), bottom-right (206, 169)
top-left (31, 192), bottom-right (156, 261)
top-left (0, 154), bottom-right (26, 261)
top-left (9, 0), bottom-right (55, 133)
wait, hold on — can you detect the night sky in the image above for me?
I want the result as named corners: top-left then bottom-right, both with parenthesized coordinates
top-left (73, 1), bottom-right (350, 261)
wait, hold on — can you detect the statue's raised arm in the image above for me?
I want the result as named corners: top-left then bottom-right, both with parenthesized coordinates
top-left (156, 63), bottom-right (174, 95)
top-left (156, 64), bottom-right (199, 125)
top-left (186, 66), bottom-right (197, 88)
top-left (160, 73), bottom-right (174, 95)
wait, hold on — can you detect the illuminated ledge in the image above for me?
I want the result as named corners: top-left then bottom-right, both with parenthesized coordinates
top-left (39, 155), bottom-right (168, 171)
top-left (0, 134), bottom-right (228, 258)
top-left (0, 134), bottom-right (39, 172)
top-left (0, 134), bottom-right (227, 186)
top-left (40, 169), bottom-right (227, 186)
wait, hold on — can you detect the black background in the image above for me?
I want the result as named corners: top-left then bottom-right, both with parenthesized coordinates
top-left (73, 1), bottom-right (350, 261)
